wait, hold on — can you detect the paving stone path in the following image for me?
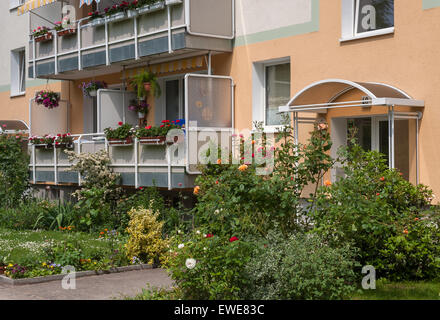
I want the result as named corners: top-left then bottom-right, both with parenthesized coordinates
top-left (0, 268), bottom-right (172, 300)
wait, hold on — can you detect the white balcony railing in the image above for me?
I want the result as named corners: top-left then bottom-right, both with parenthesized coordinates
top-left (29, 133), bottom-right (186, 190)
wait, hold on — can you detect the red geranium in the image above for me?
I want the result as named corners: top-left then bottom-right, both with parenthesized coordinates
top-left (206, 233), bottom-right (213, 238)
top-left (229, 236), bottom-right (239, 242)
top-left (118, 121), bottom-right (123, 126)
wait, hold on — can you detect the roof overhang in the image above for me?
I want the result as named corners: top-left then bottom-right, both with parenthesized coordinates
top-left (279, 79), bottom-right (424, 114)
top-left (17, 0), bottom-right (59, 16)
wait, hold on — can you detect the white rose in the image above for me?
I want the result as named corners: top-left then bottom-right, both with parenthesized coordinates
top-left (196, 230), bottom-right (201, 235)
top-left (185, 258), bottom-right (196, 269)
top-left (178, 243), bottom-right (185, 249)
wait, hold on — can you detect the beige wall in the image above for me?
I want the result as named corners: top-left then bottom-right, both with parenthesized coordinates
top-left (221, 0), bottom-right (440, 197)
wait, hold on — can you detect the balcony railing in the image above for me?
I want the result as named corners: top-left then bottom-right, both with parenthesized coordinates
top-left (29, 133), bottom-right (191, 190)
top-left (28, 0), bottom-right (234, 79)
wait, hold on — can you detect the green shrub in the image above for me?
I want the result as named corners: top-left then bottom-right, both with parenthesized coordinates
top-left (376, 209), bottom-right (440, 280)
top-left (243, 231), bottom-right (359, 300)
top-left (311, 143), bottom-right (433, 274)
top-left (125, 206), bottom-right (169, 265)
top-left (0, 134), bottom-right (30, 208)
top-left (164, 231), bottom-right (253, 300)
top-left (192, 120), bottom-right (334, 238)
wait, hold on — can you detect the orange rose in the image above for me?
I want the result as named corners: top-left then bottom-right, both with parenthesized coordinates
top-left (238, 164), bottom-right (248, 172)
top-left (217, 159), bottom-right (222, 165)
top-left (193, 186), bottom-right (200, 195)
top-left (403, 229), bottom-right (409, 234)
top-left (324, 180), bottom-right (332, 187)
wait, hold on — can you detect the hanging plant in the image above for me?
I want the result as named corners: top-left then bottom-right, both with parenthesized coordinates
top-left (35, 90), bottom-right (60, 109)
top-left (79, 81), bottom-right (108, 98)
top-left (130, 71), bottom-right (161, 99)
top-left (128, 99), bottom-right (150, 118)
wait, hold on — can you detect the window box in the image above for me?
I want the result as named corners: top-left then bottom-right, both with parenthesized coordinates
top-left (34, 144), bottom-right (53, 150)
top-left (108, 137), bottom-right (133, 146)
top-left (106, 11), bottom-right (126, 23)
top-left (35, 32), bottom-right (53, 43)
top-left (138, 2), bottom-right (165, 15)
top-left (165, 0), bottom-right (183, 5)
top-left (127, 9), bottom-right (138, 18)
top-left (89, 17), bottom-right (105, 27)
top-left (57, 29), bottom-right (76, 37)
top-left (54, 142), bottom-right (74, 150)
top-left (139, 136), bottom-right (167, 145)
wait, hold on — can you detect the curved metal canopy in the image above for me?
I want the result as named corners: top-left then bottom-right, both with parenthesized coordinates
top-left (279, 79), bottom-right (424, 113)
top-left (0, 120), bottom-right (29, 134)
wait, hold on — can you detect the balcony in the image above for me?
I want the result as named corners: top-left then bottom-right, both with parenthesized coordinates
top-left (28, 0), bottom-right (234, 80)
top-left (28, 74), bottom-right (235, 189)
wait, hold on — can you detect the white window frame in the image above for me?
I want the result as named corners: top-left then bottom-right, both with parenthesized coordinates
top-left (340, 0), bottom-right (394, 42)
top-left (10, 48), bottom-right (26, 97)
top-left (252, 57), bottom-right (291, 133)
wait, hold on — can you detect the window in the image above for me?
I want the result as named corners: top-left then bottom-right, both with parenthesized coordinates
top-left (10, 48), bottom-right (26, 97)
top-left (252, 58), bottom-right (291, 130)
top-left (265, 63), bottom-right (291, 126)
top-left (341, 0), bottom-right (394, 41)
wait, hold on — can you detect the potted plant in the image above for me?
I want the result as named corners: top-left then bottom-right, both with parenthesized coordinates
top-left (130, 71), bottom-right (161, 99)
top-left (88, 11), bottom-right (105, 26)
top-left (135, 120), bottom-right (183, 145)
top-left (55, 19), bottom-right (77, 37)
top-left (128, 99), bottom-right (150, 118)
top-left (35, 90), bottom-right (60, 109)
top-left (138, 0), bottom-right (165, 15)
top-left (55, 133), bottom-right (74, 149)
top-left (32, 26), bottom-right (53, 42)
top-left (104, 122), bottom-right (135, 146)
top-left (29, 135), bottom-right (56, 149)
top-left (79, 81), bottom-right (108, 98)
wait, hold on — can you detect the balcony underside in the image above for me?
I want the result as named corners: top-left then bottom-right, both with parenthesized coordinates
top-left (29, 33), bottom-right (231, 80)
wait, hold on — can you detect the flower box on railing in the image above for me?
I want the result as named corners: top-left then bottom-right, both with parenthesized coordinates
top-left (55, 142), bottom-right (74, 150)
top-left (127, 9), bottom-right (138, 18)
top-left (106, 11), bottom-right (126, 23)
top-left (34, 144), bottom-right (54, 150)
top-left (35, 32), bottom-right (53, 43)
top-left (139, 136), bottom-right (167, 145)
top-left (57, 29), bottom-right (77, 37)
top-left (139, 135), bottom-right (180, 145)
top-left (138, 2), bottom-right (165, 15)
top-left (108, 137), bottom-right (133, 146)
top-left (89, 17), bottom-right (105, 27)
top-left (165, 0), bottom-right (183, 5)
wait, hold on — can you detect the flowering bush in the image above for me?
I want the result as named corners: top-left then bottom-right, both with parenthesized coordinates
top-left (243, 231), bottom-right (359, 300)
top-left (34, 90), bottom-right (60, 109)
top-left (79, 81), bottom-right (107, 97)
top-left (311, 141), bottom-right (434, 275)
top-left (376, 210), bottom-right (440, 281)
top-left (104, 122), bottom-right (135, 140)
top-left (164, 231), bottom-right (252, 300)
top-left (192, 119), bottom-right (334, 238)
top-left (125, 206), bottom-right (169, 265)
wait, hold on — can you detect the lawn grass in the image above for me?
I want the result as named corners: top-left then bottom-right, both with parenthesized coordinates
top-left (352, 279), bottom-right (440, 300)
top-left (0, 227), bottom-right (122, 265)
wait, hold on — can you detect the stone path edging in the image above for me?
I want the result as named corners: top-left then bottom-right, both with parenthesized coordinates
top-left (0, 264), bottom-right (153, 286)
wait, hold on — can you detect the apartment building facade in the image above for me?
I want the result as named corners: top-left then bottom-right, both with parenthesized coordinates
top-left (1, 0), bottom-right (440, 200)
